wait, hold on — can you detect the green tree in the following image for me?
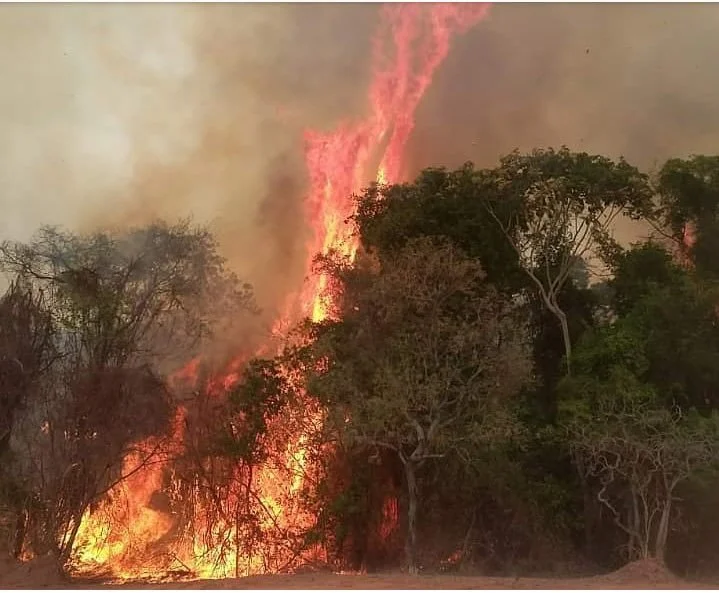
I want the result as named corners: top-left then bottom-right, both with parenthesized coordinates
top-left (480, 147), bottom-right (653, 375)
top-left (353, 160), bottom-right (607, 562)
top-left (558, 322), bottom-right (719, 563)
top-left (298, 238), bottom-right (531, 574)
top-left (353, 165), bottom-right (525, 295)
top-left (560, 239), bottom-right (719, 564)
top-left (609, 243), bottom-right (719, 412)
top-left (656, 155), bottom-right (719, 277)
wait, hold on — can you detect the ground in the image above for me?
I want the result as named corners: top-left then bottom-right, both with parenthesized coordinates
top-left (0, 557), bottom-right (714, 590)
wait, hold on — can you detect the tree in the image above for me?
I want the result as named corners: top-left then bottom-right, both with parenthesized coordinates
top-left (297, 238), bottom-right (531, 574)
top-left (352, 163), bottom-right (602, 563)
top-left (0, 221), bottom-right (254, 370)
top-left (481, 147), bottom-right (653, 374)
top-left (655, 155), bottom-right (719, 277)
top-left (0, 280), bottom-right (56, 456)
top-left (0, 280), bottom-right (57, 558)
top-left (558, 325), bottom-right (719, 563)
top-left (169, 357), bottom-right (304, 577)
top-left (0, 220), bottom-right (256, 565)
top-left (353, 165), bottom-right (525, 296)
top-left (608, 243), bottom-right (719, 413)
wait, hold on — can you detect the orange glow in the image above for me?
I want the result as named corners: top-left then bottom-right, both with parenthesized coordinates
top-left (69, 4), bottom-right (488, 582)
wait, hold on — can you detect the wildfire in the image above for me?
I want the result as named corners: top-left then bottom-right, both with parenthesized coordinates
top-left (69, 3), bottom-right (489, 582)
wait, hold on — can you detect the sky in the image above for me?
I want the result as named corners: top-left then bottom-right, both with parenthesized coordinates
top-left (2, 3), bottom-right (719, 311)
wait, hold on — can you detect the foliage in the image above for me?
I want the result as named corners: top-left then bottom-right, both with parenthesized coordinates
top-left (353, 166), bottom-right (526, 294)
top-left (558, 290), bottom-right (719, 562)
top-left (0, 220), bottom-right (256, 565)
top-left (306, 238), bottom-right (530, 459)
top-left (0, 221), bottom-right (254, 368)
top-left (295, 237), bottom-right (532, 573)
top-left (478, 147), bottom-right (653, 374)
top-left (609, 244), bottom-right (719, 412)
top-left (6, 148), bottom-right (719, 578)
top-left (656, 155), bottom-right (719, 278)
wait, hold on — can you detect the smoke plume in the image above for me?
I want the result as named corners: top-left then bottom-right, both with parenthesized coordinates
top-left (2, 3), bottom-right (719, 309)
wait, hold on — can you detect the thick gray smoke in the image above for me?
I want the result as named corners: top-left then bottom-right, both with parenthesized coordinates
top-left (2, 3), bottom-right (719, 311)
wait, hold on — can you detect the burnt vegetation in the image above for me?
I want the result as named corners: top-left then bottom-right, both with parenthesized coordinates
top-left (3, 148), bottom-right (719, 581)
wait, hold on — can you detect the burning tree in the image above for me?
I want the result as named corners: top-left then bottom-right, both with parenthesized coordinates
top-left (165, 356), bottom-right (322, 579)
top-left (284, 238), bottom-right (532, 574)
top-left (0, 220), bottom-right (255, 567)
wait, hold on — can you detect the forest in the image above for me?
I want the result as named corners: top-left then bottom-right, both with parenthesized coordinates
top-left (3, 147), bottom-right (719, 581)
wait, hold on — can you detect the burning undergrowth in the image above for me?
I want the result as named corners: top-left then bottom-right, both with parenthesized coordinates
top-left (15, 4), bottom-right (491, 582)
top-left (69, 363), bottom-right (327, 581)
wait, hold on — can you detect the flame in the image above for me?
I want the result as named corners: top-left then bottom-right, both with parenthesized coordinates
top-left (377, 165), bottom-right (387, 186)
top-left (72, 407), bottom-right (187, 580)
top-left (300, 3), bottom-right (490, 327)
top-left (69, 3), bottom-right (489, 581)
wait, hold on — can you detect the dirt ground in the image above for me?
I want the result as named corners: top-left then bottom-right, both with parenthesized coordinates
top-left (0, 556), bottom-right (714, 589)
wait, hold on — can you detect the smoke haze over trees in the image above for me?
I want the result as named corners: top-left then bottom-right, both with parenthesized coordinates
top-left (5, 2), bottom-right (719, 584)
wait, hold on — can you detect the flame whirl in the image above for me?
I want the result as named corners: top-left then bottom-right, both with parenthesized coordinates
top-left (71, 3), bottom-right (489, 581)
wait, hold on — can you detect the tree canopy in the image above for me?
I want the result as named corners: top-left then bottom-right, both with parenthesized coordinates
top-left (5, 148), bottom-right (719, 579)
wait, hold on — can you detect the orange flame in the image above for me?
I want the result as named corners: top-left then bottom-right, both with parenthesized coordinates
top-left (70, 4), bottom-right (489, 581)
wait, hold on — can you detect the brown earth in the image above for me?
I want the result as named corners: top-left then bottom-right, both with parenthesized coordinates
top-left (0, 557), bottom-right (714, 589)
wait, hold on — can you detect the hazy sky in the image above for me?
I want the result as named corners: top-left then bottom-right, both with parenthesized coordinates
top-left (2, 3), bottom-right (719, 310)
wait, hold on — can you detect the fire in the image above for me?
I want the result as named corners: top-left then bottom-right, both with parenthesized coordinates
top-left (300, 2), bottom-right (490, 325)
top-left (72, 407), bottom-right (187, 580)
top-left (69, 3), bottom-right (489, 582)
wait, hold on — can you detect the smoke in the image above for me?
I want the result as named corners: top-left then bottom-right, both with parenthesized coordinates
top-left (0, 4), bottom-right (375, 318)
top-left (3, 3), bottom-right (719, 309)
top-left (409, 3), bottom-right (719, 243)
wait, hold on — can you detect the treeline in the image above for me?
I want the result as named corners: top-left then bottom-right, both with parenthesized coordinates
top-left (3, 147), bottom-right (719, 579)
top-left (245, 148), bottom-right (719, 577)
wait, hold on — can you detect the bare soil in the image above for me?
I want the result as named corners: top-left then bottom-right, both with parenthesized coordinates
top-left (0, 557), bottom-right (714, 589)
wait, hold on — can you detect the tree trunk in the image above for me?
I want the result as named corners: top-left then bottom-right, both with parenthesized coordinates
top-left (542, 295), bottom-right (572, 376)
top-left (553, 305), bottom-right (572, 376)
top-left (235, 499), bottom-right (242, 578)
top-left (58, 521), bottom-right (80, 568)
top-left (654, 498), bottom-right (672, 564)
top-left (403, 461), bottom-right (419, 575)
top-left (58, 499), bottom-right (91, 568)
top-left (572, 454), bottom-right (596, 558)
top-left (629, 487), bottom-right (642, 560)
